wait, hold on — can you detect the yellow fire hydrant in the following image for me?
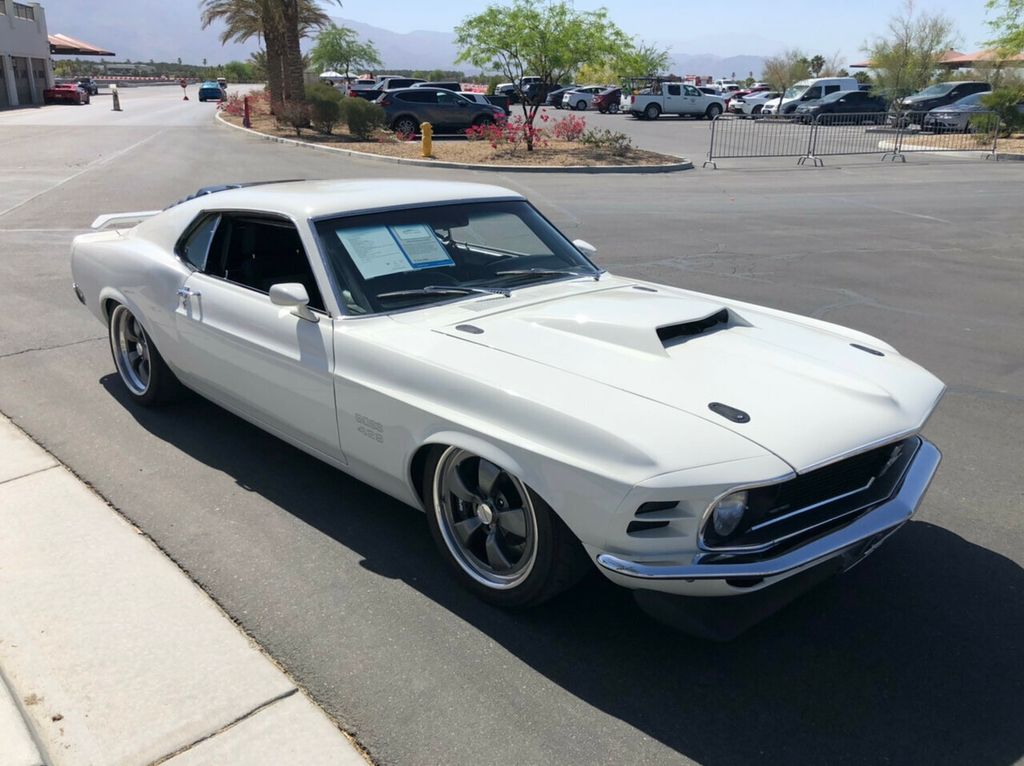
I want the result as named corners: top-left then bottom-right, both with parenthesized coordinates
top-left (420, 122), bottom-right (433, 158)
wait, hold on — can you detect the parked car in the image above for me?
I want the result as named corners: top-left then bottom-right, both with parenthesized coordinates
top-left (495, 76), bottom-right (542, 104)
top-left (376, 87), bottom-right (505, 135)
top-left (412, 82), bottom-right (462, 92)
top-left (922, 91), bottom-right (1018, 132)
top-left (592, 86), bottom-right (622, 114)
top-left (374, 76), bottom-right (426, 92)
top-left (458, 91), bottom-right (501, 108)
top-left (762, 77), bottom-right (860, 115)
top-left (561, 85), bottom-right (607, 111)
top-left (629, 82), bottom-right (725, 120)
top-left (77, 77), bottom-right (99, 95)
top-left (794, 90), bottom-right (889, 123)
top-left (729, 90), bottom-right (781, 116)
top-left (343, 79), bottom-right (379, 100)
top-left (544, 85), bottom-right (578, 108)
top-left (43, 83), bottom-right (90, 105)
top-left (198, 81), bottom-right (224, 102)
top-left (72, 179), bottom-right (945, 636)
top-left (893, 81), bottom-right (991, 125)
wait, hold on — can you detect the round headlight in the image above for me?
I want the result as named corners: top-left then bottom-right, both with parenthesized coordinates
top-left (712, 490), bottom-right (748, 537)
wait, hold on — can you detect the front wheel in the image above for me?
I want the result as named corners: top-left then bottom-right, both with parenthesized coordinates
top-left (575, 99), bottom-right (587, 111)
top-left (472, 115), bottom-right (494, 128)
top-left (424, 446), bottom-right (590, 607)
top-left (108, 304), bottom-right (181, 406)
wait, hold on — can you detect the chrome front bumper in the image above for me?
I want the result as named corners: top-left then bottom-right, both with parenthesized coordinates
top-left (597, 439), bottom-right (941, 585)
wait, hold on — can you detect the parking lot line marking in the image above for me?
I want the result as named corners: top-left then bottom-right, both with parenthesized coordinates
top-left (833, 196), bottom-right (952, 224)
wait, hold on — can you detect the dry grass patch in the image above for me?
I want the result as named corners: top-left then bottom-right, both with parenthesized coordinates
top-left (221, 108), bottom-right (683, 167)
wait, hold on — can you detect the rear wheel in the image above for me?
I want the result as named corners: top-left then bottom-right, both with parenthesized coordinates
top-left (609, 103), bottom-right (620, 114)
top-left (424, 446), bottom-right (590, 607)
top-left (644, 103), bottom-right (661, 120)
top-left (705, 104), bottom-right (722, 120)
top-left (392, 116), bottom-right (419, 136)
top-left (108, 304), bottom-right (181, 406)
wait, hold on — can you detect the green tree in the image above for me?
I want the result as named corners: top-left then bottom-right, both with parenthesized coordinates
top-left (311, 24), bottom-right (383, 79)
top-left (861, 0), bottom-right (959, 101)
top-left (249, 49), bottom-right (267, 80)
top-left (809, 54), bottom-right (826, 76)
top-left (223, 60), bottom-right (253, 81)
top-left (614, 39), bottom-right (671, 78)
top-left (762, 49), bottom-right (810, 110)
top-left (455, 0), bottom-right (628, 150)
top-left (986, 0), bottom-right (1024, 55)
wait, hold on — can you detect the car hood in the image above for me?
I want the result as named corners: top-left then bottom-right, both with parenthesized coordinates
top-left (435, 283), bottom-right (944, 472)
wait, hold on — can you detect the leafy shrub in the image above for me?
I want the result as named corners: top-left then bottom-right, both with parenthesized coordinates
top-left (341, 97), bottom-right (387, 139)
top-left (219, 92), bottom-right (245, 117)
top-left (578, 127), bottom-right (632, 155)
top-left (552, 114), bottom-right (587, 141)
top-left (306, 83), bottom-right (343, 134)
top-left (464, 115), bottom-right (548, 153)
top-left (980, 87), bottom-right (1024, 136)
top-left (275, 101), bottom-right (310, 135)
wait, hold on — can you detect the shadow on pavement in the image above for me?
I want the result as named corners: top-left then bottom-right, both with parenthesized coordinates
top-left (104, 375), bottom-right (1024, 766)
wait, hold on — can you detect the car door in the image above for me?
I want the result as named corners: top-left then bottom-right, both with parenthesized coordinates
top-left (434, 89), bottom-right (470, 129)
top-left (683, 85), bottom-right (703, 114)
top-left (172, 212), bottom-right (343, 460)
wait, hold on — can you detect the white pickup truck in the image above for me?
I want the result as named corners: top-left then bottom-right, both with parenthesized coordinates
top-left (627, 82), bottom-right (726, 120)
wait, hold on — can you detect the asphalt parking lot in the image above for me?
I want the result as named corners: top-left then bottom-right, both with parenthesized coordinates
top-left (1, 87), bottom-right (1022, 766)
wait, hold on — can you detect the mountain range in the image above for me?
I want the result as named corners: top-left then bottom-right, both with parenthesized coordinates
top-left (43, 5), bottom-right (769, 79)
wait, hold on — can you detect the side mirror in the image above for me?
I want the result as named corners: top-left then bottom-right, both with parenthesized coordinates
top-left (270, 282), bottom-right (318, 322)
top-left (573, 239), bottom-right (597, 256)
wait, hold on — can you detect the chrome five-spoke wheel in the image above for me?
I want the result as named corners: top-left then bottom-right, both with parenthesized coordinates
top-left (110, 304), bottom-right (151, 395)
top-left (433, 448), bottom-right (538, 589)
top-left (424, 446), bottom-right (591, 606)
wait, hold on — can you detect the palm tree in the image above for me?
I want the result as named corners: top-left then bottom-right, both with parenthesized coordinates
top-left (198, 0), bottom-right (331, 109)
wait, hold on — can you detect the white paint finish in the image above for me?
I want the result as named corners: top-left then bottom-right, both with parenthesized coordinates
top-left (163, 692), bottom-right (367, 766)
top-left (0, 468), bottom-right (295, 766)
top-left (0, 415), bottom-right (56, 483)
top-left (69, 179), bottom-right (946, 599)
top-left (0, 674), bottom-right (43, 766)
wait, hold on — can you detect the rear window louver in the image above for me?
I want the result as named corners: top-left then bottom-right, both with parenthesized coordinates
top-left (657, 308), bottom-right (730, 347)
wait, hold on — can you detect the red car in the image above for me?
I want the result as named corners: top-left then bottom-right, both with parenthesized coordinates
top-left (591, 86), bottom-right (622, 114)
top-left (44, 83), bottom-right (90, 105)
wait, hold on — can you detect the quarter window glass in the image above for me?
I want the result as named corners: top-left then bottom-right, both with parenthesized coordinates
top-left (180, 214), bottom-right (220, 271)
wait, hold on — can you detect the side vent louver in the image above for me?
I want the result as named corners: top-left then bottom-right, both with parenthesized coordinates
top-left (626, 501), bottom-right (683, 536)
top-left (657, 308), bottom-right (729, 347)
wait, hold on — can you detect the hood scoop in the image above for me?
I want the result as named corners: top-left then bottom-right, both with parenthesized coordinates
top-left (657, 308), bottom-right (730, 347)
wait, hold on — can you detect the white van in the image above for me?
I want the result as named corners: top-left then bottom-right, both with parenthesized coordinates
top-left (761, 77), bottom-right (859, 115)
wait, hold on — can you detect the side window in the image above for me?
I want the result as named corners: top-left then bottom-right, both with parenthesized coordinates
top-left (684, 85), bottom-right (701, 97)
top-left (824, 85), bottom-right (840, 95)
top-left (179, 214), bottom-right (221, 271)
top-left (667, 84), bottom-right (681, 96)
top-left (398, 90), bottom-right (433, 103)
top-left (436, 90), bottom-right (461, 105)
top-left (207, 215), bottom-right (326, 312)
top-left (804, 86), bottom-right (822, 99)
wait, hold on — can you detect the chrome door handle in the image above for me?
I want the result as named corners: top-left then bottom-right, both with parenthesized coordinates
top-left (177, 287), bottom-right (201, 300)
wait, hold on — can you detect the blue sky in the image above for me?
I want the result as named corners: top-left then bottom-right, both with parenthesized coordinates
top-left (329, 0), bottom-right (993, 56)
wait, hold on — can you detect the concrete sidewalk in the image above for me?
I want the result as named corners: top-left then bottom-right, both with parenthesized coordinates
top-left (0, 415), bottom-right (367, 766)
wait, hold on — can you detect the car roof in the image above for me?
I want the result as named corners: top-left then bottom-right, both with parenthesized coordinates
top-left (158, 179), bottom-right (525, 223)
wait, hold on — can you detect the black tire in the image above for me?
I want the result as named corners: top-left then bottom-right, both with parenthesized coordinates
top-left (472, 115), bottom-right (494, 127)
top-left (575, 99), bottom-right (587, 111)
top-left (644, 103), bottom-right (661, 120)
top-left (108, 303), bottom-right (182, 406)
top-left (392, 116), bottom-right (419, 136)
top-left (705, 104), bottom-right (722, 120)
top-left (609, 103), bottom-right (619, 114)
top-left (752, 105), bottom-right (763, 115)
top-left (422, 446), bottom-right (591, 608)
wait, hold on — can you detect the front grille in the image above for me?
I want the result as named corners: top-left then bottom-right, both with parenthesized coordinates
top-left (701, 437), bottom-right (919, 553)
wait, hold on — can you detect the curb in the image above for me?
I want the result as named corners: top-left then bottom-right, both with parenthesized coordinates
top-left (989, 152), bottom-right (1024, 161)
top-left (215, 111), bottom-right (693, 174)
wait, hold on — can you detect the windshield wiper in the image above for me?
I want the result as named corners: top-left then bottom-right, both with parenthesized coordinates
top-left (494, 268), bottom-right (599, 283)
top-left (376, 285), bottom-right (511, 303)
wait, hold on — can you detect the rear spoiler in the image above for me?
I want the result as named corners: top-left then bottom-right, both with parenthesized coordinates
top-left (90, 210), bottom-right (161, 230)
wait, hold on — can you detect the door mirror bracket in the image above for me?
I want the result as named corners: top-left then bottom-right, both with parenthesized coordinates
top-left (269, 282), bottom-right (318, 322)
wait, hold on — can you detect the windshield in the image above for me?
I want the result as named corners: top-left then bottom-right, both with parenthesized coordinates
top-left (783, 84), bottom-right (809, 99)
top-left (314, 201), bottom-right (600, 314)
top-left (913, 83), bottom-right (955, 98)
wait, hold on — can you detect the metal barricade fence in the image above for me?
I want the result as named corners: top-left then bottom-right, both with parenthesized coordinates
top-left (704, 111), bottom-right (1003, 168)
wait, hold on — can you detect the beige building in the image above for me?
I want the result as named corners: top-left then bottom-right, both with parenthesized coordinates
top-left (1, 1), bottom-right (52, 107)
